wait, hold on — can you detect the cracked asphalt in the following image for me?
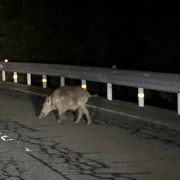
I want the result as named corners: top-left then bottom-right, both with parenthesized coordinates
top-left (0, 87), bottom-right (180, 180)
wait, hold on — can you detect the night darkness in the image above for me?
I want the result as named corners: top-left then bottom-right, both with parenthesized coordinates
top-left (1, 1), bottom-right (179, 73)
top-left (0, 1), bottom-right (142, 69)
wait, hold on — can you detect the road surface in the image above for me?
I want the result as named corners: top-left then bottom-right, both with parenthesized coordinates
top-left (0, 87), bottom-right (180, 180)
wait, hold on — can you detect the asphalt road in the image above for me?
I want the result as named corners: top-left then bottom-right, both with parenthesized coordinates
top-left (0, 88), bottom-right (180, 180)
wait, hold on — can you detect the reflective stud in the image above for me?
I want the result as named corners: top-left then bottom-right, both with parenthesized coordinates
top-left (60, 76), bottom-right (65, 87)
top-left (2, 71), bottom-right (6, 81)
top-left (177, 93), bottom-right (180, 115)
top-left (13, 72), bottom-right (18, 83)
top-left (4, 59), bottom-right (8, 63)
top-left (27, 73), bottom-right (31, 85)
top-left (42, 75), bottom-right (47, 88)
top-left (81, 80), bottom-right (87, 89)
top-left (138, 88), bottom-right (144, 107)
top-left (107, 83), bottom-right (112, 101)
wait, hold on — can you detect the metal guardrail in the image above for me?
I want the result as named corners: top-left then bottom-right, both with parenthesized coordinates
top-left (1, 62), bottom-right (180, 114)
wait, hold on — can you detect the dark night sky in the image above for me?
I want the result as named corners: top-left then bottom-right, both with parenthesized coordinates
top-left (144, 1), bottom-right (180, 73)
top-left (0, 1), bottom-right (142, 68)
top-left (2, 1), bottom-right (180, 73)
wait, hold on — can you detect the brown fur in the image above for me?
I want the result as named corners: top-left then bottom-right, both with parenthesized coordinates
top-left (39, 86), bottom-right (92, 125)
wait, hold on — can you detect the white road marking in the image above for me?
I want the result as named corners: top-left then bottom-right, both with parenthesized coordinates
top-left (0, 132), bottom-right (33, 152)
top-left (25, 148), bottom-right (32, 152)
top-left (1, 135), bottom-right (8, 141)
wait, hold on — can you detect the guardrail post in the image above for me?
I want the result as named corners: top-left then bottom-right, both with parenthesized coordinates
top-left (81, 80), bottom-right (87, 89)
top-left (2, 71), bottom-right (6, 81)
top-left (107, 83), bottom-right (112, 100)
top-left (42, 75), bottom-right (47, 88)
top-left (13, 72), bottom-right (18, 83)
top-left (27, 73), bottom-right (31, 85)
top-left (138, 87), bottom-right (144, 107)
top-left (60, 76), bottom-right (65, 87)
top-left (177, 93), bottom-right (180, 115)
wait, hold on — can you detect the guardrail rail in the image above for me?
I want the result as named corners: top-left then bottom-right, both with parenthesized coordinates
top-left (1, 62), bottom-right (180, 114)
